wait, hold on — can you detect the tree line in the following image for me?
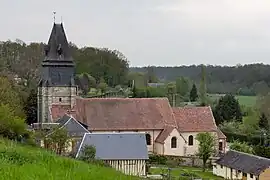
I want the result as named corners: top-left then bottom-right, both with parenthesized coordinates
top-left (131, 64), bottom-right (270, 95)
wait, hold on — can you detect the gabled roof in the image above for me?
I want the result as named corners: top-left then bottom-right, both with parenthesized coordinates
top-left (50, 104), bottom-right (76, 121)
top-left (46, 114), bottom-right (89, 137)
top-left (75, 98), bottom-right (177, 131)
top-left (75, 132), bottom-right (149, 160)
top-left (216, 150), bottom-right (270, 176)
top-left (173, 106), bottom-right (218, 132)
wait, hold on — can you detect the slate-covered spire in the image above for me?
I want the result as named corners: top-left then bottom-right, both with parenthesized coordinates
top-left (44, 23), bottom-right (73, 62)
top-left (39, 22), bottom-right (75, 87)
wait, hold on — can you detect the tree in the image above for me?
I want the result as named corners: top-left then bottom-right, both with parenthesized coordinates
top-left (199, 65), bottom-right (207, 105)
top-left (23, 89), bottom-right (37, 125)
top-left (0, 104), bottom-right (27, 141)
top-left (213, 94), bottom-right (242, 125)
top-left (176, 76), bottom-right (190, 97)
top-left (258, 113), bottom-right (269, 131)
top-left (46, 127), bottom-right (69, 155)
top-left (0, 76), bottom-right (24, 117)
top-left (146, 66), bottom-right (158, 83)
top-left (97, 77), bottom-right (108, 94)
top-left (190, 83), bottom-right (198, 102)
top-left (230, 140), bottom-right (254, 154)
top-left (196, 132), bottom-right (216, 172)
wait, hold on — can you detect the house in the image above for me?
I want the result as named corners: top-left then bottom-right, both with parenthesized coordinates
top-left (75, 132), bottom-right (149, 176)
top-left (51, 98), bottom-right (226, 157)
top-left (41, 114), bottom-right (89, 154)
top-left (213, 150), bottom-right (270, 180)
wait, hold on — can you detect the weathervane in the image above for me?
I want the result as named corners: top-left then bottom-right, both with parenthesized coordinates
top-left (53, 11), bottom-right (56, 23)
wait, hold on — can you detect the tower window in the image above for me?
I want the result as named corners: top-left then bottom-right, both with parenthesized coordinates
top-left (59, 98), bottom-right (62, 102)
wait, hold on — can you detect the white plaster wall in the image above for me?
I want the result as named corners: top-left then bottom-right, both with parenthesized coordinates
top-left (213, 165), bottom-right (257, 180)
top-left (163, 129), bottom-right (185, 156)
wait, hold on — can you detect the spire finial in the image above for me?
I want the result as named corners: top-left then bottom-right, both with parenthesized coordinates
top-left (53, 11), bottom-right (56, 23)
top-left (61, 16), bottom-right (63, 24)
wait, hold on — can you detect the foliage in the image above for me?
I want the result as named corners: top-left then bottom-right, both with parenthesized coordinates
top-left (221, 131), bottom-right (263, 145)
top-left (199, 65), bottom-right (207, 105)
top-left (45, 127), bottom-right (69, 155)
top-left (79, 145), bottom-right (96, 162)
top-left (23, 89), bottom-right (37, 125)
top-left (0, 138), bottom-right (139, 180)
top-left (132, 86), bottom-right (167, 98)
top-left (146, 66), bottom-right (158, 83)
top-left (259, 113), bottom-right (269, 130)
top-left (253, 145), bottom-right (270, 158)
top-left (75, 73), bottom-right (96, 95)
top-left (213, 94), bottom-right (242, 125)
top-left (229, 140), bottom-right (254, 154)
top-left (0, 104), bottom-right (27, 141)
top-left (148, 154), bottom-right (167, 165)
top-left (130, 64), bottom-right (270, 95)
top-left (196, 132), bottom-right (216, 172)
top-left (176, 76), bottom-right (190, 97)
top-left (0, 76), bottom-right (24, 117)
top-left (190, 83), bottom-right (198, 102)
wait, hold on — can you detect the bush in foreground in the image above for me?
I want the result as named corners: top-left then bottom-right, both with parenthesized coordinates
top-left (0, 138), bottom-right (140, 180)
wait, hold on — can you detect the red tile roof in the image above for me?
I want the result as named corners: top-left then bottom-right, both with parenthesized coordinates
top-left (75, 98), bottom-right (177, 131)
top-left (217, 128), bottom-right (226, 139)
top-left (155, 126), bottom-right (175, 143)
top-left (51, 104), bottom-right (76, 121)
top-left (173, 106), bottom-right (218, 132)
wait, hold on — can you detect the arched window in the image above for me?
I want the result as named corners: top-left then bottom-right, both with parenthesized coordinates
top-left (171, 137), bottom-right (177, 148)
top-left (146, 134), bottom-right (151, 145)
top-left (188, 135), bottom-right (193, 146)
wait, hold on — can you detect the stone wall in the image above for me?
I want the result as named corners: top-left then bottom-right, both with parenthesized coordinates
top-left (37, 86), bottom-right (77, 123)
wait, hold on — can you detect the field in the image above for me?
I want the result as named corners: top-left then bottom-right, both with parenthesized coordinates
top-left (208, 94), bottom-right (257, 107)
top-left (150, 166), bottom-right (223, 180)
top-left (0, 138), bottom-right (139, 180)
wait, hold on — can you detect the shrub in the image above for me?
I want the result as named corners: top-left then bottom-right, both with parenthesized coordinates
top-left (79, 145), bottom-right (96, 162)
top-left (148, 154), bottom-right (167, 165)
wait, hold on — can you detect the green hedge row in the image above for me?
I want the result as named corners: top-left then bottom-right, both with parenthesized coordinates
top-left (223, 131), bottom-right (266, 145)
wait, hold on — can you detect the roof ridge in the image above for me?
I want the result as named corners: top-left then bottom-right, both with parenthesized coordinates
top-left (230, 149), bottom-right (270, 161)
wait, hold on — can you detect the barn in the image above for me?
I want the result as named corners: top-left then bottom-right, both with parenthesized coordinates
top-left (75, 132), bottom-right (149, 176)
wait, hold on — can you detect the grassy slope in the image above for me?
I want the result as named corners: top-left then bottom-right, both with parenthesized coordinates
top-left (208, 94), bottom-right (257, 107)
top-left (0, 139), bottom-right (139, 180)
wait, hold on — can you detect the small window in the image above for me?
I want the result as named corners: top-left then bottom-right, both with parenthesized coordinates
top-left (219, 142), bottom-right (223, 151)
top-left (238, 170), bottom-right (241, 173)
top-left (243, 173), bottom-right (247, 177)
top-left (188, 135), bottom-right (193, 146)
top-left (220, 165), bottom-right (223, 168)
top-left (146, 134), bottom-right (151, 145)
top-left (171, 137), bottom-right (177, 148)
top-left (250, 174), bottom-right (253, 178)
top-left (59, 98), bottom-right (62, 102)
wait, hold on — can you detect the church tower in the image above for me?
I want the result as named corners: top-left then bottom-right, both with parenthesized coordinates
top-left (37, 23), bottom-right (77, 126)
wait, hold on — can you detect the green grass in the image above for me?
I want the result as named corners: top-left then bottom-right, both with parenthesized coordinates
top-left (208, 94), bottom-right (257, 107)
top-left (0, 138), bottom-right (140, 180)
top-left (150, 166), bottom-right (223, 180)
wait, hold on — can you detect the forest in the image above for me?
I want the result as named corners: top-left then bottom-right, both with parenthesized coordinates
top-left (131, 64), bottom-right (270, 95)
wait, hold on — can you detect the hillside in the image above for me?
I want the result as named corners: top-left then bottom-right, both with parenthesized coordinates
top-left (0, 139), bottom-right (140, 180)
top-left (130, 64), bottom-right (270, 94)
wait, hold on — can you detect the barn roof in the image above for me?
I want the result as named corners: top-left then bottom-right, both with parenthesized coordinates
top-left (75, 132), bottom-right (149, 160)
top-left (216, 150), bottom-right (270, 176)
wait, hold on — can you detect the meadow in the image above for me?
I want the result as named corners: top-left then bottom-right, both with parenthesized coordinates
top-left (208, 94), bottom-right (257, 107)
top-left (0, 138), bottom-right (140, 180)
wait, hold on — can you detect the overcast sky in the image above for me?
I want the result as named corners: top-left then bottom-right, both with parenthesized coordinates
top-left (1, 0), bottom-right (270, 67)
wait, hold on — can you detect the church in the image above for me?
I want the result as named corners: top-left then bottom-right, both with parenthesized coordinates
top-left (33, 22), bottom-right (226, 157)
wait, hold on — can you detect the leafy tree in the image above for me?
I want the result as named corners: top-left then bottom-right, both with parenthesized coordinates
top-left (213, 94), bottom-right (242, 125)
top-left (97, 77), bottom-right (108, 94)
top-left (23, 89), bottom-right (37, 125)
top-left (199, 65), bottom-right (207, 105)
top-left (46, 127), bottom-right (69, 155)
top-left (230, 140), bottom-right (254, 154)
top-left (176, 76), bottom-right (190, 97)
top-left (146, 66), bottom-right (158, 83)
top-left (259, 113), bottom-right (269, 130)
top-left (190, 83), bottom-right (198, 102)
top-left (0, 104), bottom-right (27, 141)
top-left (0, 76), bottom-right (24, 117)
top-left (196, 132), bottom-right (216, 172)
